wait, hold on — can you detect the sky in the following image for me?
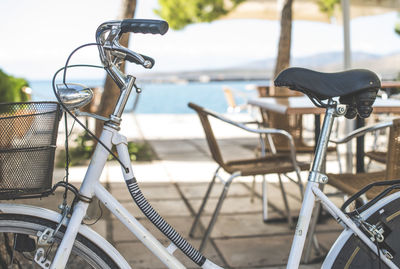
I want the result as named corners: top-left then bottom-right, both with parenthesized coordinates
top-left (0, 0), bottom-right (399, 81)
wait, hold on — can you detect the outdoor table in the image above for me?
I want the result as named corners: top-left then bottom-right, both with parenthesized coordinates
top-left (248, 96), bottom-right (400, 172)
top-left (381, 81), bottom-right (400, 91)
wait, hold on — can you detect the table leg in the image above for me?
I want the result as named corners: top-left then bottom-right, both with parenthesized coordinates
top-left (356, 116), bottom-right (365, 173)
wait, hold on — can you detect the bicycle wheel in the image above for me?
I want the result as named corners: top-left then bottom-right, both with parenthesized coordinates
top-left (325, 193), bottom-right (400, 268)
top-left (0, 213), bottom-right (118, 268)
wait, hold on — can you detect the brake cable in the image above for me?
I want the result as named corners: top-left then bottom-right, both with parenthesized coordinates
top-left (53, 65), bottom-right (130, 171)
top-left (51, 43), bottom-right (131, 208)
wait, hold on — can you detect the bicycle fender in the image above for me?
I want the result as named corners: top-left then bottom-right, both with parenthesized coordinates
top-left (322, 191), bottom-right (400, 269)
top-left (0, 203), bottom-right (131, 269)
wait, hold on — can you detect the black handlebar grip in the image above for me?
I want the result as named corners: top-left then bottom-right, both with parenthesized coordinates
top-left (120, 19), bottom-right (169, 35)
top-left (125, 53), bottom-right (155, 68)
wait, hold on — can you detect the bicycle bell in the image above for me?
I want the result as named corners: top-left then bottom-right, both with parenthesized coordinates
top-left (56, 83), bottom-right (93, 110)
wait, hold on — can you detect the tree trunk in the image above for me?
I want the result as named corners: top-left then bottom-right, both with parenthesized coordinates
top-left (264, 0), bottom-right (310, 151)
top-left (95, 0), bottom-right (137, 138)
top-left (271, 0), bottom-right (293, 97)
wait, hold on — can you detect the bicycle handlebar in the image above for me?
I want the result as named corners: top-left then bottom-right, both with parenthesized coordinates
top-left (120, 19), bottom-right (169, 35)
top-left (95, 19), bottom-right (168, 70)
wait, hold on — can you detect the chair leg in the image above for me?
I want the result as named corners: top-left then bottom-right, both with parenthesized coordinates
top-left (336, 147), bottom-right (343, 174)
top-left (277, 174), bottom-right (293, 228)
top-left (262, 175), bottom-right (268, 221)
top-left (250, 176), bottom-right (256, 203)
top-left (189, 166), bottom-right (220, 238)
top-left (366, 158), bottom-right (373, 171)
top-left (294, 169), bottom-right (304, 200)
top-left (199, 172), bottom-right (240, 252)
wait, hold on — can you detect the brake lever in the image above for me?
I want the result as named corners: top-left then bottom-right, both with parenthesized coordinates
top-left (108, 46), bottom-right (153, 69)
top-left (96, 21), bottom-right (155, 69)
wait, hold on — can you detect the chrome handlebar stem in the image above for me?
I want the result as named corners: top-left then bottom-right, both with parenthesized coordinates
top-left (95, 21), bottom-right (138, 127)
top-left (94, 20), bottom-right (161, 128)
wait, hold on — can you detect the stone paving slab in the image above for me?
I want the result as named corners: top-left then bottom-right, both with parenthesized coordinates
top-left (115, 239), bottom-right (224, 269)
top-left (215, 234), bottom-right (295, 268)
top-left (177, 182), bottom-right (255, 199)
top-left (189, 196), bottom-right (264, 216)
top-left (213, 230), bottom-right (341, 269)
top-left (195, 214), bottom-right (290, 238)
top-left (112, 216), bottom-right (194, 243)
top-left (148, 139), bottom-right (209, 161)
top-left (111, 182), bottom-right (182, 201)
top-left (119, 199), bottom-right (192, 218)
top-left (185, 182), bottom-right (303, 216)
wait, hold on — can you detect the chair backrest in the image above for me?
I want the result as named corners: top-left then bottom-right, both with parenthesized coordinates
top-left (223, 87), bottom-right (237, 111)
top-left (223, 86), bottom-right (246, 114)
top-left (188, 102), bottom-right (225, 167)
top-left (386, 118), bottom-right (400, 180)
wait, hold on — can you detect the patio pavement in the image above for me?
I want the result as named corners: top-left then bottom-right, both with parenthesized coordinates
top-left (22, 113), bottom-right (384, 268)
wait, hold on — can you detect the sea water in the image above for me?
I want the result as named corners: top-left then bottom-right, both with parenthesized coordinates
top-left (29, 79), bottom-right (268, 114)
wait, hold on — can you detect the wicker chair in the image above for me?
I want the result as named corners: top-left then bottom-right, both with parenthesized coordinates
top-left (328, 118), bottom-right (400, 200)
top-left (256, 86), bottom-right (314, 153)
top-left (188, 102), bottom-right (310, 251)
top-left (364, 125), bottom-right (389, 168)
top-left (256, 87), bottom-right (338, 154)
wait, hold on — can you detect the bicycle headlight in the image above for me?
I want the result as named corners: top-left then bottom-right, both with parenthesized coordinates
top-left (56, 83), bottom-right (93, 110)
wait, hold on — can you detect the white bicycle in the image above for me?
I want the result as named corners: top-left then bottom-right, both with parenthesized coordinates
top-left (0, 19), bottom-right (399, 269)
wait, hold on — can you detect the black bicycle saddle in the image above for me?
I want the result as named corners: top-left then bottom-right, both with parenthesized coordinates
top-left (274, 67), bottom-right (381, 100)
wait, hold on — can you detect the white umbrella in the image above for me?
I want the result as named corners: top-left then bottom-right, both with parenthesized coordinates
top-left (223, 0), bottom-right (400, 68)
top-left (223, 0), bottom-right (399, 22)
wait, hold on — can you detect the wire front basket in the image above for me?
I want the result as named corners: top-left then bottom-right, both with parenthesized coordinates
top-left (0, 102), bottom-right (61, 199)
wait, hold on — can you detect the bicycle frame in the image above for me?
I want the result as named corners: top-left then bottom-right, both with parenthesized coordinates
top-left (286, 104), bottom-right (398, 269)
top-left (50, 125), bottom-right (187, 269)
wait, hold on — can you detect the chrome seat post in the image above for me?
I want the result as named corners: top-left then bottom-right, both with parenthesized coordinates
top-left (287, 100), bottom-right (347, 267)
top-left (308, 100), bottom-right (346, 183)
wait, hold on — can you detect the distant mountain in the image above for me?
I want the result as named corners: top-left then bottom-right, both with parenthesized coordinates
top-left (317, 53), bottom-right (400, 79)
top-left (241, 51), bottom-right (381, 70)
top-left (138, 51), bottom-right (400, 83)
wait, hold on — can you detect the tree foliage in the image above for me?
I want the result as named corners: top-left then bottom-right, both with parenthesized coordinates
top-left (157, 0), bottom-right (343, 30)
top-left (0, 69), bottom-right (29, 103)
top-left (155, 0), bottom-right (244, 30)
top-left (317, 0), bottom-right (340, 18)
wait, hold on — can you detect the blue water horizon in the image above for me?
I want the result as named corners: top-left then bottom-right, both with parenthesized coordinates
top-left (29, 79), bottom-right (268, 114)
